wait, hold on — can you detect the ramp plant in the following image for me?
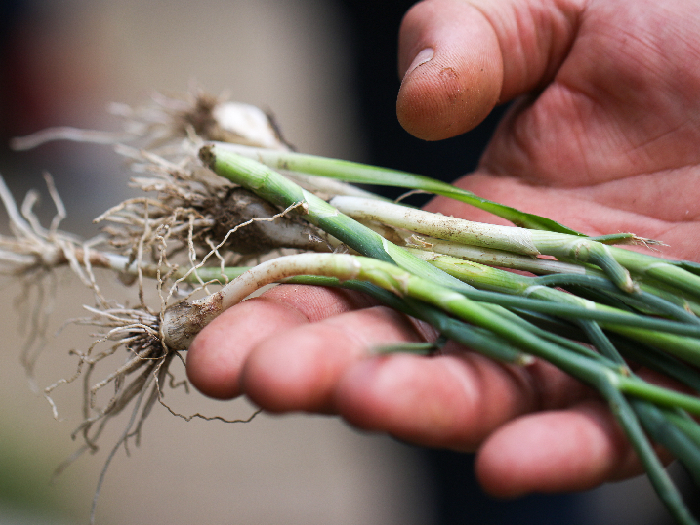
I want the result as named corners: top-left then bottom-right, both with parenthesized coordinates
top-left (2, 91), bottom-right (699, 524)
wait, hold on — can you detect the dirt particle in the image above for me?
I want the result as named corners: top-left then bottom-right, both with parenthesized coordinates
top-left (439, 67), bottom-right (463, 104)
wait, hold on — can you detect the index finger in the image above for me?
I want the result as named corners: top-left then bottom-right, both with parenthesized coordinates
top-left (185, 284), bottom-right (376, 399)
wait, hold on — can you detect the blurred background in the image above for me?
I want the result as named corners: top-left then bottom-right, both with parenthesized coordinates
top-left (0, 1), bottom-right (684, 524)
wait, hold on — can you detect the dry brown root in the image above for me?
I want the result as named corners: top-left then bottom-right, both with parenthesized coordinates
top-left (97, 146), bottom-right (330, 267)
top-left (0, 167), bottom-right (275, 426)
top-left (2, 88), bottom-right (358, 524)
top-left (47, 302), bottom-right (262, 525)
top-left (10, 88), bottom-right (351, 269)
top-left (11, 88), bottom-right (292, 152)
top-left (0, 151), bottom-right (288, 518)
top-left (1, 88), bottom-right (328, 403)
top-left (0, 173), bottom-right (108, 383)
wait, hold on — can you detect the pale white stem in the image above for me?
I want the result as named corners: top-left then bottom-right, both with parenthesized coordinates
top-left (329, 196), bottom-right (642, 290)
top-left (162, 253), bottom-right (360, 349)
top-left (402, 233), bottom-right (588, 275)
top-left (212, 101), bottom-right (288, 150)
top-left (330, 195), bottom-right (542, 256)
top-left (216, 253), bottom-right (357, 309)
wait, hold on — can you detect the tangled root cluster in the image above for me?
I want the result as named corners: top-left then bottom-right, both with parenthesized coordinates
top-left (98, 146), bottom-right (325, 268)
top-left (3, 89), bottom-right (321, 523)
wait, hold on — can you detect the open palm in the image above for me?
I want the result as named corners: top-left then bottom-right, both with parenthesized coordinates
top-left (186, 0), bottom-right (700, 497)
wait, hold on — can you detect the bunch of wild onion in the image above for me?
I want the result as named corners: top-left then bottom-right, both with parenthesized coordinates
top-left (3, 92), bottom-right (700, 525)
top-left (181, 144), bottom-right (700, 525)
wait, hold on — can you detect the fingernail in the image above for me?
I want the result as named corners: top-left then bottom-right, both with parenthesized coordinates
top-left (406, 48), bottom-right (433, 76)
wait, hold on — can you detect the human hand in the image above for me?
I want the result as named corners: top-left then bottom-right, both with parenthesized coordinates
top-left (186, 0), bottom-right (700, 498)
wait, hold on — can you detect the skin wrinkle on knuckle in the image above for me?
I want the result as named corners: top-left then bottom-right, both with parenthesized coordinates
top-left (567, 400), bottom-right (672, 484)
top-left (431, 351), bottom-right (595, 451)
top-left (573, 403), bottom-right (640, 480)
top-left (522, 358), bottom-right (592, 411)
top-left (424, 355), bottom-right (525, 448)
top-left (437, 357), bottom-right (489, 447)
top-left (407, 314), bottom-right (440, 343)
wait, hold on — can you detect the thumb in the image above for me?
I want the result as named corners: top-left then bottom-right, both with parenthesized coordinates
top-left (396, 0), bottom-right (581, 141)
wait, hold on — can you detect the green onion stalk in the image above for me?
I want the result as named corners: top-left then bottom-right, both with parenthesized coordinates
top-left (213, 142), bottom-right (700, 301)
top-left (185, 143), bottom-right (700, 525)
top-left (211, 142), bottom-right (587, 235)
